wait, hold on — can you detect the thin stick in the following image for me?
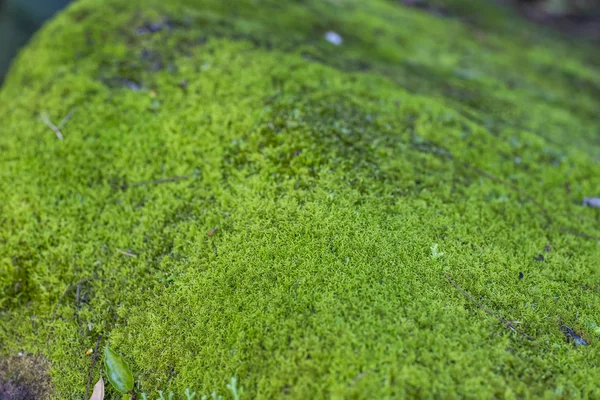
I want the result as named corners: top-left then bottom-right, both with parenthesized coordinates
top-left (51, 277), bottom-right (95, 321)
top-left (116, 248), bottom-right (136, 257)
top-left (462, 163), bottom-right (599, 242)
top-left (40, 112), bottom-right (64, 140)
top-left (444, 274), bottom-right (535, 341)
top-left (577, 284), bottom-right (600, 294)
top-left (76, 283), bottom-right (82, 312)
top-left (86, 334), bottom-right (102, 398)
top-left (58, 108), bottom-right (76, 129)
top-left (557, 227), bottom-right (600, 242)
top-left (463, 162), bottom-right (551, 223)
top-left (119, 174), bottom-right (194, 190)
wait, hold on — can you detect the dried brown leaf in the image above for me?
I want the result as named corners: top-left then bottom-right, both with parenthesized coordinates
top-left (89, 377), bottom-right (104, 400)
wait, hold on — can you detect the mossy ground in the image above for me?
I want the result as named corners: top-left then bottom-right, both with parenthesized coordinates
top-left (0, 0), bottom-right (599, 398)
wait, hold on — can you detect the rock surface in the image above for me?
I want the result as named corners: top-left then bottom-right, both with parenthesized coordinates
top-left (0, 0), bottom-right (599, 398)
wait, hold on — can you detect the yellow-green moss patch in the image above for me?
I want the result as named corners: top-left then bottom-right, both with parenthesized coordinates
top-left (0, 0), bottom-right (599, 398)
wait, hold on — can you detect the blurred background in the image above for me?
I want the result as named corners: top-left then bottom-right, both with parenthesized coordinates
top-left (0, 0), bottom-right (71, 84)
top-left (0, 0), bottom-right (599, 84)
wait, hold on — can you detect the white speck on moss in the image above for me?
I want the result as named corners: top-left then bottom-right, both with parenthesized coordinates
top-left (324, 31), bottom-right (343, 46)
top-left (430, 243), bottom-right (444, 259)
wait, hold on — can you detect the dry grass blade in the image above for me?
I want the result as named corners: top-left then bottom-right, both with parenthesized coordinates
top-left (40, 112), bottom-right (64, 140)
top-left (116, 248), bottom-right (137, 257)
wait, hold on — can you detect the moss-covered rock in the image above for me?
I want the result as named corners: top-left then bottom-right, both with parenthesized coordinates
top-left (1, 0), bottom-right (599, 398)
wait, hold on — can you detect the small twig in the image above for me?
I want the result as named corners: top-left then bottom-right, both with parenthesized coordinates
top-left (51, 277), bottom-right (95, 321)
top-left (119, 174), bottom-right (194, 190)
top-left (577, 283), bottom-right (600, 294)
top-left (58, 108), bottom-right (76, 129)
top-left (76, 283), bottom-right (82, 312)
top-left (462, 163), bottom-right (600, 242)
top-left (116, 248), bottom-right (137, 257)
top-left (463, 162), bottom-right (551, 223)
top-left (40, 112), bottom-right (64, 140)
top-left (86, 334), bottom-right (103, 398)
top-left (444, 274), bottom-right (535, 341)
top-left (557, 227), bottom-right (600, 242)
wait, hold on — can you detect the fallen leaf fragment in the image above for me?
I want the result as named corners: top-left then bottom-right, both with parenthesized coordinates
top-left (89, 377), bottom-right (104, 400)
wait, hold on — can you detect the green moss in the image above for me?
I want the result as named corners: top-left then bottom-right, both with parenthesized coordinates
top-left (0, 0), bottom-right (599, 398)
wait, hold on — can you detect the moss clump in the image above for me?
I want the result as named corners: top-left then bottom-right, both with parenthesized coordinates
top-left (1, 0), bottom-right (599, 398)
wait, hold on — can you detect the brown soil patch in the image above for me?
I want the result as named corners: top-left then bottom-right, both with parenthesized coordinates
top-left (0, 354), bottom-right (52, 400)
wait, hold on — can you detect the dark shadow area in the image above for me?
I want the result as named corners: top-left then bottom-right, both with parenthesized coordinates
top-left (0, 354), bottom-right (52, 400)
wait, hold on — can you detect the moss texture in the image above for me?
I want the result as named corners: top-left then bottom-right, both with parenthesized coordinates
top-left (1, 0), bottom-right (599, 398)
